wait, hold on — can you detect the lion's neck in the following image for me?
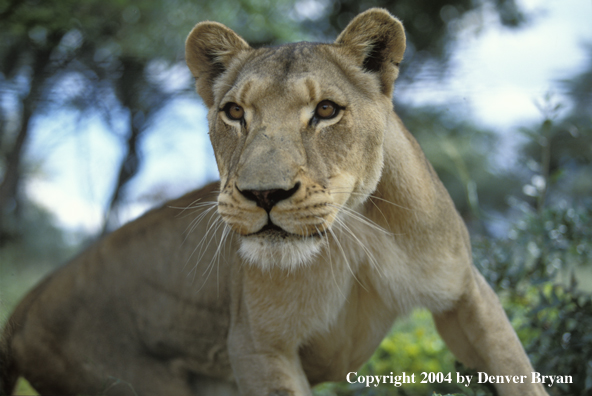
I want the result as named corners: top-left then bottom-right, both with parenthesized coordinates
top-left (364, 112), bottom-right (438, 236)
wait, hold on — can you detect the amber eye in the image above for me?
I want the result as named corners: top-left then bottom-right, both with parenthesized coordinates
top-left (315, 100), bottom-right (340, 120)
top-left (223, 102), bottom-right (244, 121)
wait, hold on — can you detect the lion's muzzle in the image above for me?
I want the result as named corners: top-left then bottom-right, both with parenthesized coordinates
top-left (237, 183), bottom-right (300, 214)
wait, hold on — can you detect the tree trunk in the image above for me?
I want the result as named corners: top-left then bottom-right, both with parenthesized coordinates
top-left (101, 111), bottom-right (142, 234)
top-left (0, 46), bottom-right (53, 242)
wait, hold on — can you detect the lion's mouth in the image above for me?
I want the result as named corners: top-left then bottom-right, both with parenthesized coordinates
top-left (255, 222), bottom-right (286, 235)
top-left (248, 221), bottom-right (325, 239)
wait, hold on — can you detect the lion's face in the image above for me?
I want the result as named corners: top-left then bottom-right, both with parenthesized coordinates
top-left (185, 11), bottom-right (405, 269)
top-left (210, 45), bottom-right (390, 269)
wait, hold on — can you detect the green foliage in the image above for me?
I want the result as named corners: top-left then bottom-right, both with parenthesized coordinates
top-left (314, 310), bottom-right (458, 395)
top-left (526, 283), bottom-right (592, 395)
top-left (0, 0), bottom-right (291, 60)
top-left (13, 378), bottom-right (37, 396)
top-left (472, 93), bottom-right (592, 395)
top-left (475, 204), bottom-right (592, 292)
top-left (473, 202), bottom-right (592, 396)
top-left (518, 88), bottom-right (592, 209)
top-left (0, 199), bottom-right (77, 262)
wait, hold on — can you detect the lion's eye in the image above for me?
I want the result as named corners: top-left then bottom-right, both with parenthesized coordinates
top-left (223, 102), bottom-right (244, 121)
top-left (314, 100), bottom-right (339, 120)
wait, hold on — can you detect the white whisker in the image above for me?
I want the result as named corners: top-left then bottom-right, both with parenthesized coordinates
top-left (196, 218), bottom-right (226, 275)
top-left (324, 219), bottom-right (368, 293)
top-left (328, 203), bottom-right (395, 237)
top-left (332, 215), bottom-right (387, 279)
top-left (206, 222), bottom-right (231, 297)
top-left (185, 212), bottom-right (223, 276)
top-left (367, 197), bottom-right (390, 231)
top-left (182, 204), bottom-right (218, 245)
top-left (328, 188), bottom-right (415, 212)
top-left (316, 221), bottom-right (348, 302)
top-left (169, 191), bottom-right (221, 217)
top-left (190, 217), bottom-right (225, 290)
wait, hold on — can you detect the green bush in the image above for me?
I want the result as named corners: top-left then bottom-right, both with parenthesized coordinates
top-left (473, 202), bottom-right (592, 396)
top-left (314, 310), bottom-right (478, 396)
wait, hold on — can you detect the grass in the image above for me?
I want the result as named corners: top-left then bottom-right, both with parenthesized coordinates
top-left (0, 261), bottom-right (55, 328)
top-left (1, 246), bottom-right (62, 396)
top-left (13, 379), bottom-right (38, 396)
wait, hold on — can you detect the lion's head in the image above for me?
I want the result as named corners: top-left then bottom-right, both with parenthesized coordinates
top-left (185, 9), bottom-right (405, 270)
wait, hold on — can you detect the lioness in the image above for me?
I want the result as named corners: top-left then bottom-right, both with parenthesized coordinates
top-left (1, 8), bottom-right (547, 396)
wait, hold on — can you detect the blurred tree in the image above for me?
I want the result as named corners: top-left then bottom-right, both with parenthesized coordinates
top-left (519, 47), bottom-right (592, 209)
top-left (473, 201), bottom-right (592, 396)
top-left (469, 54), bottom-right (592, 395)
top-left (0, 0), bottom-right (304, 237)
top-left (100, 57), bottom-right (175, 233)
top-left (0, 0), bottom-right (528, 238)
top-left (307, 0), bottom-right (525, 81)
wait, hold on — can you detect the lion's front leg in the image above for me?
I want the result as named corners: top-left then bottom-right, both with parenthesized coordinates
top-left (228, 342), bottom-right (311, 396)
top-left (433, 268), bottom-right (548, 396)
top-left (228, 266), bottom-right (312, 396)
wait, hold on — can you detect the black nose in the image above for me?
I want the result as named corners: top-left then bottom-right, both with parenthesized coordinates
top-left (238, 183), bottom-right (300, 213)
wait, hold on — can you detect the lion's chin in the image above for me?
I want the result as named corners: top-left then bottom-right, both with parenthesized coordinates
top-left (238, 232), bottom-right (324, 271)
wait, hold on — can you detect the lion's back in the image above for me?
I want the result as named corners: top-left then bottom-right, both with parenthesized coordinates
top-left (2, 181), bottom-right (236, 393)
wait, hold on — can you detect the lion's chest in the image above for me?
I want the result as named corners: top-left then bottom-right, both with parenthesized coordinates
top-left (299, 275), bottom-right (399, 384)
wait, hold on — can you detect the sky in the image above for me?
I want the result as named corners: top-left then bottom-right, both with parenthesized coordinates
top-left (398, 0), bottom-right (592, 127)
top-left (23, 0), bottom-right (592, 236)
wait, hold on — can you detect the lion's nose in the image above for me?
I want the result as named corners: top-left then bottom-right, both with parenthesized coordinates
top-left (238, 183), bottom-right (300, 213)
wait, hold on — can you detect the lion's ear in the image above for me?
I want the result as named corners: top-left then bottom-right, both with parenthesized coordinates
top-left (335, 8), bottom-right (406, 97)
top-left (185, 22), bottom-right (251, 108)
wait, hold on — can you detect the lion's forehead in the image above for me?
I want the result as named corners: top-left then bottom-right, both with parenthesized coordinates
top-left (221, 43), bottom-right (355, 107)
top-left (245, 42), bottom-right (331, 78)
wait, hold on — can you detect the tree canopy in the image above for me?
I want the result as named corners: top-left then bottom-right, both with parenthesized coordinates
top-left (0, 0), bottom-right (529, 238)
top-left (2, 1), bottom-right (592, 395)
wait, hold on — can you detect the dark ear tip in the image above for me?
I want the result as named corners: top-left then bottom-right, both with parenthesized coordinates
top-left (335, 7), bottom-right (406, 96)
top-left (185, 21), bottom-right (250, 71)
top-left (184, 21), bottom-right (250, 107)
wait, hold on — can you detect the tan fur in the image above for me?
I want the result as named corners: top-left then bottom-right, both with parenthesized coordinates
top-left (1, 9), bottom-right (548, 396)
